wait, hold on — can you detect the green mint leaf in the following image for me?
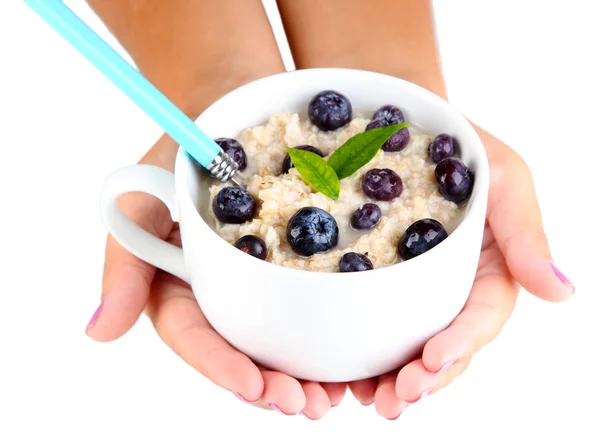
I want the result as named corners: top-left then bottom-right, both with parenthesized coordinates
top-left (285, 147), bottom-right (340, 200)
top-left (327, 122), bottom-right (410, 180)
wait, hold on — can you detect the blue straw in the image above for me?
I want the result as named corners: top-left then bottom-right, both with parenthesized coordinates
top-left (24, 0), bottom-right (221, 168)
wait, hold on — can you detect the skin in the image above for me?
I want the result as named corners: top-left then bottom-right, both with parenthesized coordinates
top-left (85, 0), bottom-right (574, 420)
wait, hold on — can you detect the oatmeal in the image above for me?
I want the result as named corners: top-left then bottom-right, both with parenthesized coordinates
top-left (207, 110), bottom-right (465, 273)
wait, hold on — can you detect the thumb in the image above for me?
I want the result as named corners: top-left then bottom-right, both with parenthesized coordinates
top-left (86, 134), bottom-right (178, 341)
top-left (481, 127), bottom-right (574, 302)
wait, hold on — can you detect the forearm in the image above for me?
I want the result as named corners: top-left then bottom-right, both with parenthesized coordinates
top-left (277, 0), bottom-right (447, 99)
top-left (86, 0), bottom-right (285, 118)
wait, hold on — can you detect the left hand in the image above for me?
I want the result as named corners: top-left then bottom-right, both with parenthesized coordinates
top-left (348, 124), bottom-right (575, 419)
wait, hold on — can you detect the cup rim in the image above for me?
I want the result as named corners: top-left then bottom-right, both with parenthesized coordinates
top-left (174, 67), bottom-right (490, 277)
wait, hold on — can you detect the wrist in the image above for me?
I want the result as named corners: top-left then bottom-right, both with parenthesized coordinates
top-left (316, 54), bottom-right (447, 101)
top-left (85, 1), bottom-right (284, 120)
top-left (374, 62), bottom-right (447, 101)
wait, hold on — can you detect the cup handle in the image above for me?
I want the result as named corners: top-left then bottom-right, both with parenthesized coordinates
top-left (100, 164), bottom-right (190, 283)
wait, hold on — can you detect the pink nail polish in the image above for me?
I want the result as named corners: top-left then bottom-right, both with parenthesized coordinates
top-left (419, 388), bottom-right (432, 401)
top-left (389, 412), bottom-right (402, 420)
top-left (232, 391), bottom-right (256, 403)
top-left (300, 411), bottom-right (317, 420)
top-left (437, 359), bottom-right (456, 374)
top-left (550, 261), bottom-right (575, 291)
top-left (268, 403), bottom-right (295, 415)
top-left (86, 301), bottom-right (104, 331)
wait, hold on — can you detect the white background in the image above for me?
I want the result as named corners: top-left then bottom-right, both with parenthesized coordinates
top-left (1, 1), bottom-right (598, 437)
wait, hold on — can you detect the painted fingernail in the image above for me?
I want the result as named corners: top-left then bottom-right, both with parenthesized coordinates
top-left (232, 391), bottom-right (257, 403)
top-left (86, 301), bottom-right (104, 331)
top-left (437, 359), bottom-right (456, 374)
top-left (419, 388), bottom-right (432, 401)
top-left (268, 403), bottom-right (295, 415)
top-left (550, 261), bottom-right (575, 292)
top-left (388, 411), bottom-right (403, 420)
top-left (300, 411), bottom-right (317, 420)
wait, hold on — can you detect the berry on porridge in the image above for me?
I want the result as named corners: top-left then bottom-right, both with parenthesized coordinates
top-left (428, 133), bottom-right (456, 164)
top-left (339, 252), bottom-right (374, 272)
top-left (308, 90), bottom-right (353, 131)
top-left (397, 218), bottom-right (448, 261)
top-left (212, 186), bottom-right (256, 224)
top-left (215, 137), bottom-right (247, 171)
top-left (208, 90), bottom-right (474, 272)
top-left (361, 168), bottom-right (403, 201)
top-left (286, 206), bottom-right (339, 257)
top-left (366, 104), bottom-right (410, 152)
top-left (234, 235), bottom-right (268, 260)
top-left (350, 203), bottom-right (382, 230)
top-left (434, 157), bottom-right (474, 204)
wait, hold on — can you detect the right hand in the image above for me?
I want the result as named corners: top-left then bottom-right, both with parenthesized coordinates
top-left (86, 133), bottom-right (347, 419)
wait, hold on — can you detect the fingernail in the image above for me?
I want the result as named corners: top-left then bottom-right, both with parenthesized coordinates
top-left (300, 411), bottom-right (317, 420)
top-left (268, 403), bottom-right (295, 415)
top-left (232, 391), bottom-right (257, 403)
top-left (419, 388), bottom-right (432, 401)
top-left (388, 412), bottom-right (402, 420)
top-left (361, 400), bottom-right (374, 406)
top-left (86, 301), bottom-right (104, 331)
top-left (437, 359), bottom-right (456, 374)
top-left (550, 261), bottom-right (575, 292)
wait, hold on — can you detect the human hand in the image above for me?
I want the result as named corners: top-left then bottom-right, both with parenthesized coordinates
top-left (347, 125), bottom-right (575, 419)
top-left (86, 133), bottom-right (347, 420)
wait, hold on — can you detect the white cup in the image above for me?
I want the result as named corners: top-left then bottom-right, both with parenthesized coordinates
top-left (100, 68), bottom-right (489, 382)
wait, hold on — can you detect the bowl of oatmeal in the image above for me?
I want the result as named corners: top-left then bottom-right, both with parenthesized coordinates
top-left (207, 105), bottom-right (469, 272)
top-left (100, 68), bottom-right (489, 382)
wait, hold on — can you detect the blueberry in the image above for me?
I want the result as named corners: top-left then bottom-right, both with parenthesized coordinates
top-left (365, 118), bottom-right (388, 131)
top-left (308, 90), bottom-right (352, 131)
top-left (234, 235), bottom-right (267, 260)
top-left (362, 168), bottom-right (403, 201)
top-left (281, 145), bottom-right (325, 174)
top-left (397, 218), bottom-right (448, 260)
top-left (382, 128), bottom-right (410, 152)
top-left (339, 252), bottom-right (374, 272)
top-left (214, 137), bottom-right (247, 171)
top-left (350, 203), bottom-right (382, 230)
top-left (212, 186), bottom-right (256, 224)
top-left (372, 105), bottom-right (405, 124)
top-left (286, 207), bottom-right (339, 256)
top-left (434, 157), bottom-right (474, 204)
top-left (366, 116), bottom-right (410, 152)
top-left (428, 134), bottom-right (456, 163)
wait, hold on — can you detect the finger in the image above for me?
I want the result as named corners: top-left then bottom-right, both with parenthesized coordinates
top-left (394, 359), bottom-right (437, 403)
top-left (432, 357), bottom-right (471, 394)
top-left (321, 382), bottom-right (347, 407)
top-left (394, 357), bottom-right (471, 402)
top-left (148, 273), bottom-right (265, 403)
top-left (374, 372), bottom-right (409, 420)
top-left (86, 134), bottom-right (179, 341)
top-left (299, 382), bottom-right (331, 420)
top-left (420, 242), bottom-right (519, 374)
top-left (256, 369), bottom-right (306, 415)
top-left (348, 378), bottom-right (378, 406)
top-left (479, 126), bottom-right (574, 302)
